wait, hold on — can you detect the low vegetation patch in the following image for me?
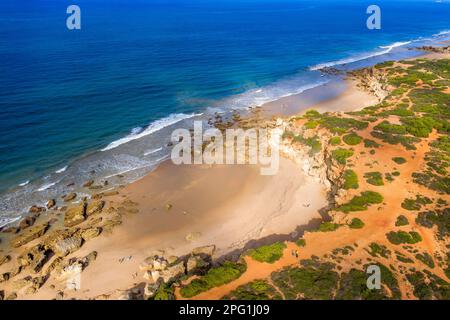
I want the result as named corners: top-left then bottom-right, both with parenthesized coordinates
top-left (343, 132), bottom-right (362, 146)
top-left (223, 280), bottom-right (282, 300)
top-left (348, 218), bottom-right (364, 229)
top-left (332, 148), bottom-right (354, 165)
top-left (401, 195), bottom-right (432, 211)
top-left (392, 157), bottom-right (407, 165)
top-left (246, 242), bottom-right (286, 263)
top-left (318, 222), bottom-right (340, 232)
top-left (336, 191), bottom-right (383, 213)
top-left (180, 261), bottom-right (247, 298)
top-left (364, 172), bottom-right (384, 186)
top-left (342, 170), bottom-right (358, 190)
top-left (386, 231), bottom-right (422, 245)
top-left (395, 215), bottom-right (409, 227)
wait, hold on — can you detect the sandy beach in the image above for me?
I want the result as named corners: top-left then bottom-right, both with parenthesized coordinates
top-left (261, 78), bottom-right (380, 117)
top-left (4, 156), bottom-right (326, 299)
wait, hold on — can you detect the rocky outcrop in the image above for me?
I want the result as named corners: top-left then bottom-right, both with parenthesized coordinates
top-left (141, 253), bottom-right (185, 285)
top-left (186, 255), bottom-right (209, 274)
top-left (46, 199), bottom-right (56, 209)
top-left (415, 45), bottom-right (450, 53)
top-left (18, 216), bottom-right (36, 230)
top-left (57, 251), bottom-right (97, 280)
top-left (64, 203), bottom-right (86, 227)
top-left (10, 223), bottom-right (49, 248)
top-left (349, 67), bottom-right (389, 101)
top-left (192, 245), bottom-right (215, 257)
top-left (80, 227), bottom-right (101, 241)
top-left (86, 200), bottom-right (105, 216)
top-left (0, 255), bottom-right (11, 266)
top-left (29, 205), bottom-right (45, 214)
top-left (17, 244), bottom-right (48, 273)
top-left (62, 193), bottom-right (77, 202)
top-left (43, 230), bottom-right (83, 257)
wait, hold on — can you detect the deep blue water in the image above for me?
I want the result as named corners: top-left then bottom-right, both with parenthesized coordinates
top-left (0, 0), bottom-right (449, 223)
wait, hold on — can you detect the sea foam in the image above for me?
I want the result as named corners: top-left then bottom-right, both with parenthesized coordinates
top-left (101, 113), bottom-right (200, 151)
top-left (310, 41), bottom-right (412, 70)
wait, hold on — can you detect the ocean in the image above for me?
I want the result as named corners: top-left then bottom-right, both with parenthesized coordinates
top-left (0, 0), bottom-right (449, 226)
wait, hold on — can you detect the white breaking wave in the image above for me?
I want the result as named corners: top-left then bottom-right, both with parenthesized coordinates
top-left (55, 166), bottom-right (67, 173)
top-left (144, 147), bottom-right (163, 156)
top-left (19, 180), bottom-right (30, 187)
top-left (37, 181), bottom-right (56, 192)
top-left (433, 30), bottom-right (450, 36)
top-left (220, 80), bottom-right (329, 111)
top-left (0, 216), bottom-right (20, 229)
top-left (101, 113), bottom-right (201, 151)
top-left (310, 41), bottom-right (412, 71)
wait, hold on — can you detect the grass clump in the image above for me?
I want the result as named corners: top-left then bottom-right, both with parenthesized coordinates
top-left (364, 172), bottom-right (384, 186)
top-left (395, 215), bottom-right (409, 227)
top-left (246, 242), bottom-right (286, 263)
top-left (342, 170), bottom-right (358, 190)
top-left (180, 261), bottom-right (247, 298)
top-left (332, 148), bottom-right (354, 165)
top-left (386, 231), bottom-right (422, 245)
top-left (336, 191), bottom-right (384, 213)
top-left (348, 218), bottom-right (365, 229)
top-left (392, 157), bottom-right (407, 165)
top-left (343, 132), bottom-right (362, 145)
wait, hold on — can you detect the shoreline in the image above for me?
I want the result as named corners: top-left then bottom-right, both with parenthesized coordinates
top-left (0, 63), bottom-right (374, 300)
top-left (1, 46), bottom-right (449, 300)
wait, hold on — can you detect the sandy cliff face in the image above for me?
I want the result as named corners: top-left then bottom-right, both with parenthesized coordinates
top-left (350, 67), bottom-right (390, 102)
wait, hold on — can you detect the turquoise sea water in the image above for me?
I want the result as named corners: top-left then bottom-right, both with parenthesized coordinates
top-left (0, 0), bottom-right (449, 224)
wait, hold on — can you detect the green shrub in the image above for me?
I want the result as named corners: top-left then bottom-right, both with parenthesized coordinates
top-left (364, 139), bottom-right (381, 148)
top-left (246, 242), bottom-right (286, 263)
top-left (401, 195), bottom-right (432, 211)
top-left (343, 132), bottom-right (362, 145)
top-left (415, 253), bottom-right (435, 269)
top-left (386, 231), bottom-right (422, 245)
top-left (364, 172), bottom-right (384, 186)
top-left (222, 280), bottom-right (282, 300)
top-left (349, 218), bottom-right (365, 229)
top-left (330, 136), bottom-right (341, 146)
top-left (366, 243), bottom-right (391, 258)
top-left (392, 157), bottom-right (407, 164)
top-left (304, 121), bottom-right (319, 129)
top-left (343, 170), bottom-right (359, 190)
top-left (271, 261), bottom-right (339, 299)
top-left (332, 148), bottom-right (354, 165)
top-left (296, 239), bottom-right (306, 247)
top-left (336, 191), bottom-right (384, 213)
top-left (180, 261), bottom-right (247, 298)
top-left (318, 222), bottom-right (340, 232)
top-left (395, 215), bottom-right (409, 226)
